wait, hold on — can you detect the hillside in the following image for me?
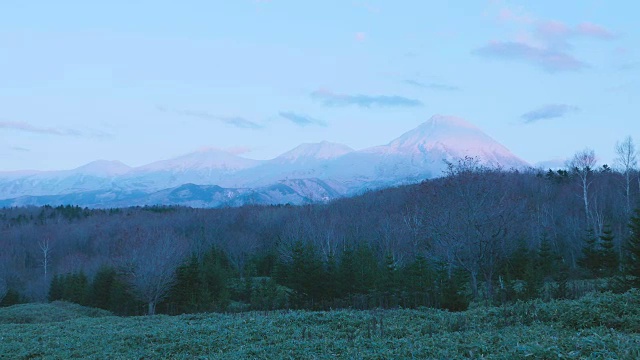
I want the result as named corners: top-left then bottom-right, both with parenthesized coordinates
top-left (1, 291), bottom-right (639, 358)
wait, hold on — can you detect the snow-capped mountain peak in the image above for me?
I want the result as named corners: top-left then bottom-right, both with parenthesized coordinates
top-left (382, 115), bottom-right (528, 168)
top-left (135, 148), bottom-right (261, 173)
top-left (274, 141), bottom-right (354, 163)
top-left (72, 160), bottom-right (132, 177)
top-left (0, 114), bottom-right (531, 205)
top-left (389, 115), bottom-right (486, 151)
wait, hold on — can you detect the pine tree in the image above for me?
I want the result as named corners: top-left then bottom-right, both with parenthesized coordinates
top-left (48, 274), bottom-right (63, 302)
top-left (439, 266), bottom-right (469, 311)
top-left (623, 208), bottom-right (640, 288)
top-left (65, 272), bottom-right (89, 305)
top-left (337, 247), bottom-right (356, 297)
top-left (324, 253), bottom-right (339, 302)
top-left (404, 254), bottom-right (433, 307)
top-left (537, 236), bottom-right (556, 281)
top-left (170, 256), bottom-right (204, 313)
top-left (578, 229), bottom-right (599, 277)
top-left (288, 241), bottom-right (324, 308)
top-left (555, 259), bottom-right (570, 299)
top-left (89, 267), bottom-right (116, 310)
top-left (598, 224), bottom-right (618, 277)
top-left (380, 253), bottom-right (398, 308)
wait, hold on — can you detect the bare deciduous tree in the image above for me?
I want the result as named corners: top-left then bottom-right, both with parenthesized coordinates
top-left (119, 229), bottom-right (187, 315)
top-left (567, 148), bottom-right (597, 226)
top-left (39, 237), bottom-right (52, 283)
top-left (615, 136), bottom-right (638, 214)
top-left (429, 158), bottom-right (524, 300)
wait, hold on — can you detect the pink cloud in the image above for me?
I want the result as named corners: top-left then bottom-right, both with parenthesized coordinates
top-left (536, 20), bottom-right (571, 38)
top-left (355, 1), bottom-right (380, 13)
top-left (0, 121), bottom-right (81, 136)
top-left (575, 22), bottom-right (615, 39)
top-left (474, 40), bottom-right (586, 72)
top-left (498, 8), bottom-right (533, 24)
top-left (536, 20), bottom-right (615, 42)
top-left (355, 32), bottom-right (366, 42)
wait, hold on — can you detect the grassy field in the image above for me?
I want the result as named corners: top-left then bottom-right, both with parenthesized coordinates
top-left (1, 291), bottom-right (640, 359)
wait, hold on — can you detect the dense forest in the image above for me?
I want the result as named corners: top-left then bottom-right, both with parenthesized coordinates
top-left (1, 142), bottom-right (640, 316)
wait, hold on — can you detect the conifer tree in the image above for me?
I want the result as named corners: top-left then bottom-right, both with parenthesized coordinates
top-left (623, 208), bottom-right (640, 288)
top-left (578, 229), bottom-right (599, 277)
top-left (337, 247), bottom-right (356, 297)
top-left (598, 224), bottom-right (618, 277)
top-left (89, 267), bottom-right (117, 310)
top-left (48, 274), bottom-right (63, 302)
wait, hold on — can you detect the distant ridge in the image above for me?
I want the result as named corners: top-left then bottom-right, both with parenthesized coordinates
top-left (0, 115), bottom-right (529, 207)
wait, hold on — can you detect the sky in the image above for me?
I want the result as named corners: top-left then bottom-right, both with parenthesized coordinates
top-left (1, 0), bottom-right (638, 171)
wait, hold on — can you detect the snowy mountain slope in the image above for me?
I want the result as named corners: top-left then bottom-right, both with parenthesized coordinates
top-left (0, 160), bottom-right (132, 199)
top-left (0, 115), bottom-right (529, 206)
top-left (273, 141), bottom-right (354, 164)
top-left (383, 115), bottom-right (527, 168)
top-left (0, 179), bottom-right (341, 208)
top-left (314, 115), bottom-right (527, 190)
top-left (106, 149), bottom-right (263, 192)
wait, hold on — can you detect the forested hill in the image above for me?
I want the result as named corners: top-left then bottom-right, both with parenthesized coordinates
top-left (1, 158), bottom-right (639, 315)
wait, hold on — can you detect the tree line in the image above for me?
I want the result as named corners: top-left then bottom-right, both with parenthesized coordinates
top-left (1, 138), bottom-right (640, 315)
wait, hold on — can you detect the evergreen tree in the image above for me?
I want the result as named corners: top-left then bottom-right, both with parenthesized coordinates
top-left (0, 289), bottom-right (23, 307)
top-left (498, 245), bottom-right (532, 302)
top-left (89, 267), bottom-right (117, 310)
top-left (337, 247), bottom-right (357, 297)
top-left (537, 236), bottom-right (556, 281)
top-left (438, 265), bottom-right (469, 311)
top-left (288, 241), bottom-right (325, 308)
top-left (623, 208), bottom-right (640, 288)
top-left (64, 272), bottom-right (89, 305)
top-left (324, 253), bottom-right (339, 302)
top-left (578, 229), bottom-right (599, 277)
top-left (380, 253), bottom-right (398, 307)
top-left (598, 224), bottom-right (618, 277)
top-left (403, 254), bottom-right (434, 307)
top-left (170, 256), bottom-right (205, 313)
top-left (555, 259), bottom-right (570, 299)
top-left (48, 274), bottom-right (63, 302)
top-left (49, 272), bottom-right (89, 305)
top-left (352, 244), bottom-right (379, 295)
top-left (168, 248), bottom-right (231, 314)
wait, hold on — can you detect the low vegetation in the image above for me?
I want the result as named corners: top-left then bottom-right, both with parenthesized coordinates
top-left (1, 290), bottom-right (640, 359)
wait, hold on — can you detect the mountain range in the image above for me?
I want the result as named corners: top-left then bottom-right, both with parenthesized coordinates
top-left (0, 115), bottom-right (529, 208)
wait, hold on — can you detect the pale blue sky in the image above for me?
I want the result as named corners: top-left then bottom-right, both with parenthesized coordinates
top-left (1, 0), bottom-right (638, 171)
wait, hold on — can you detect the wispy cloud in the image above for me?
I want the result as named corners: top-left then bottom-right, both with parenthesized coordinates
top-left (521, 104), bottom-right (580, 123)
top-left (355, 32), bottom-right (366, 42)
top-left (606, 82), bottom-right (639, 94)
top-left (575, 22), bottom-right (615, 39)
top-left (11, 146), bottom-right (30, 152)
top-left (354, 1), bottom-right (380, 13)
top-left (479, 6), bottom-right (616, 72)
top-left (403, 79), bottom-right (460, 91)
top-left (310, 89), bottom-right (423, 108)
top-left (534, 20), bottom-right (615, 49)
top-left (497, 8), bottom-right (534, 24)
top-left (0, 121), bottom-right (82, 136)
top-left (278, 111), bottom-right (327, 127)
top-left (474, 41), bottom-right (586, 72)
top-left (618, 61), bottom-right (640, 71)
top-left (218, 116), bottom-right (263, 129)
top-left (157, 106), bottom-right (263, 129)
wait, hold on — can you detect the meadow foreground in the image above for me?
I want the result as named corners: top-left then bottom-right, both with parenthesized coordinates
top-left (1, 291), bottom-right (640, 359)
